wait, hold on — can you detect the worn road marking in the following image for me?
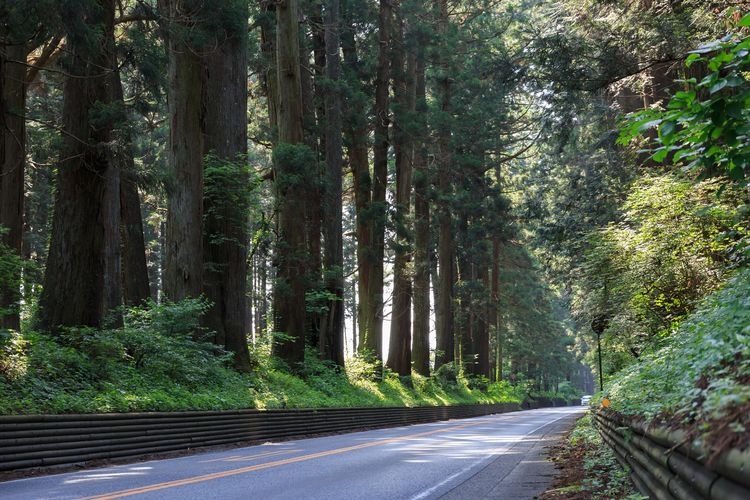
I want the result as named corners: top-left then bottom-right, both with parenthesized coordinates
top-left (85, 418), bottom-right (490, 500)
top-left (198, 449), bottom-right (295, 463)
top-left (225, 450), bottom-right (297, 462)
top-left (198, 455), bottom-right (242, 463)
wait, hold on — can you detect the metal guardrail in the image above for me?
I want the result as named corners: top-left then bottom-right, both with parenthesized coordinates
top-left (0, 399), bottom-right (571, 472)
top-left (595, 411), bottom-right (750, 500)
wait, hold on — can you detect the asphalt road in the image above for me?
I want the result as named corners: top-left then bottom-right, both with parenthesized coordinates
top-left (0, 406), bottom-right (583, 500)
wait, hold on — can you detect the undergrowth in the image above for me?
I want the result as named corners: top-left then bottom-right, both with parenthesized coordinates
top-left (600, 269), bottom-right (750, 453)
top-left (0, 299), bottom-right (527, 414)
top-left (542, 413), bottom-right (644, 500)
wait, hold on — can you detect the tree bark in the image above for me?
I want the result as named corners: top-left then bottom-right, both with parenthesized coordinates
top-left (475, 261), bottom-right (490, 377)
top-left (341, 2), bottom-right (373, 357)
top-left (456, 216), bottom-right (471, 372)
top-left (256, 245), bottom-right (269, 337)
top-left (39, 0), bottom-right (122, 330)
top-left (491, 237), bottom-right (501, 381)
top-left (434, 0), bottom-right (454, 370)
top-left (320, 0), bottom-right (345, 366)
top-left (411, 43), bottom-right (430, 376)
top-left (273, 0), bottom-right (309, 368)
top-left (302, 2), bottom-right (323, 347)
top-left (361, 0), bottom-right (391, 363)
top-left (258, 1), bottom-right (276, 345)
top-left (259, 0), bottom-right (279, 136)
top-left (0, 43), bottom-right (27, 330)
top-left (120, 172), bottom-right (151, 306)
top-left (114, 68), bottom-right (151, 307)
top-left (387, 8), bottom-right (414, 376)
top-left (201, 0), bottom-right (253, 372)
top-left (161, 0), bottom-right (204, 302)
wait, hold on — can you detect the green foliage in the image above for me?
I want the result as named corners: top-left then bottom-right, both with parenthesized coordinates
top-left (273, 143), bottom-right (318, 193)
top-left (0, 330), bottom-right (27, 381)
top-left (620, 26), bottom-right (750, 184)
top-left (530, 380), bottom-right (582, 405)
top-left (497, 242), bottom-right (578, 390)
top-left (305, 288), bottom-right (340, 315)
top-left (0, 301), bottom-right (526, 414)
top-left (433, 361), bottom-right (460, 386)
top-left (203, 153), bottom-right (256, 251)
top-left (203, 153), bottom-right (254, 216)
top-left (604, 269), bottom-right (750, 425)
top-left (566, 414), bottom-right (644, 500)
top-left (0, 300), bottom-right (250, 414)
top-left (576, 174), bottom-right (747, 377)
top-left (0, 227), bottom-right (24, 321)
top-left (113, 299), bottom-right (232, 384)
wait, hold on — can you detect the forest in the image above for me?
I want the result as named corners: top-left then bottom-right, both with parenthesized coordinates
top-left (0, 0), bottom-right (748, 453)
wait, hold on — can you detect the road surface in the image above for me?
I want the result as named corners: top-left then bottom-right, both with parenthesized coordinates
top-left (0, 406), bottom-right (583, 500)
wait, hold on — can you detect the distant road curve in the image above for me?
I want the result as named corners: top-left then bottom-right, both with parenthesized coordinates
top-left (1, 406), bottom-right (583, 500)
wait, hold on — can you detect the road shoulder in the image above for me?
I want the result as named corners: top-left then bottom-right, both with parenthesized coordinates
top-left (440, 410), bottom-right (581, 500)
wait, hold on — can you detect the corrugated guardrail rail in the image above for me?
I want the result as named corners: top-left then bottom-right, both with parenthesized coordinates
top-left (595, 411), bottom-right (750, 500)
top-left (0, 399), bottom-right (570, 472)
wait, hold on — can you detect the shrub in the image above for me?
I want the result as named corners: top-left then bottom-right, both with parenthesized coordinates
top-left (114, 298), bottom-right (232, 387)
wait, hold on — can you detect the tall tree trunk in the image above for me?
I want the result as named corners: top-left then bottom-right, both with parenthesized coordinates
top-left (493, 238), bottom-right (503, 381)
top-left (430, 246), bottom-right (441, 345)
top-left (120, 172), bottom-right (151, 306)
top-left (302, 3), bottom-right (323, 347)
top-left (456, 216), bottom-right (471, 372)
top-left (201, 0), bottom-right (253, 372)
top-left (387, 9), bottom-right (414, 376)
top-left (161, 0), bottom-right (204, 301)
top-left (21, 155), bottom-right (52, 303)
top-left (351, 276), bottom-right (357, 353)
top-left (259, 1), bottom-right (278, 345)
top-left (361, 0), bottom-right (391, 364)
top-left (257, 246), bottom-right (268, 336)
top-left (342, 2), bottom-right (373, 358)
top-left (115, 69), bottom-right (151, 307)
top-left (258, 1), bottom-right (276, 344)
top-left (39, 0), bottom-right (122, 330)
top-left (259, 0), bottom-right (279, 135)
top-left (273, 0), bottom-right (309, 368)
top-left (411, 45), bottom-right (430, 376)
top-left (158, 220), bottom-right (166, 300)
top-left (0, 43), bottom-right (27, 330)
top-left (320, 0), bottom-right (345, 365)
top-left (475, 261), bottom-right (490, 377)
top-left (434, 0), bottom-right (454, 370)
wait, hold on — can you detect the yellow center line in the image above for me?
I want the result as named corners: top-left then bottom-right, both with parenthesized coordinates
top-left (84, 418), bottom-right (487, 500)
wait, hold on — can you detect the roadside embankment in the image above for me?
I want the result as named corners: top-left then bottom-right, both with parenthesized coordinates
top-left (595, 410), bottom-right (750, 500)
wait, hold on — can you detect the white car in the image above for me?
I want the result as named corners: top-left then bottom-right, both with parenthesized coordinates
top-left (580, 395), bottom-right (592, 405)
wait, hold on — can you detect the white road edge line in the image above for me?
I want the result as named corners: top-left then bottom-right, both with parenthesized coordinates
top-left (409, 411), bottom-right (574, 500)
